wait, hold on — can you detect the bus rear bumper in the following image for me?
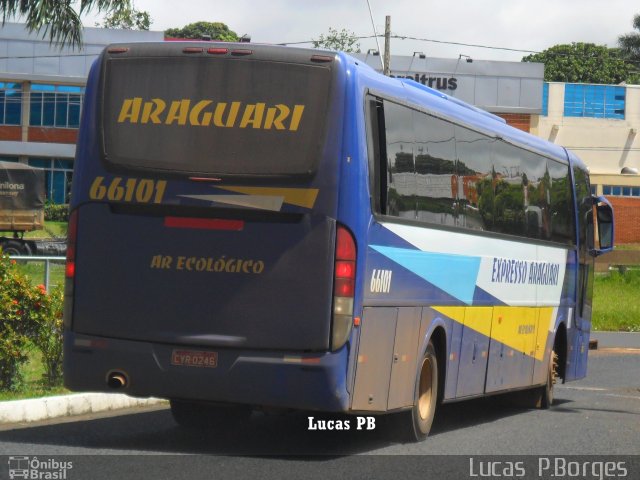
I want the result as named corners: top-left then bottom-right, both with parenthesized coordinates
top-left (63, 332), bottom-right (351, 412)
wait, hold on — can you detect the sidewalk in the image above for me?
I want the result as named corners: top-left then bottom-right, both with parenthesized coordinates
top-left (0, 392), bottom-right (165, 425)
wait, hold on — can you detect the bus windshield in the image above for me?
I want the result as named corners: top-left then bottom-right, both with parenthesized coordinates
top-left (101, 52), bottom-right (333, 177)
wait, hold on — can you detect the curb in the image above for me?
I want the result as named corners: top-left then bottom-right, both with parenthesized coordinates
top-left (0, 393), bottom-right (166, 425)
top-left (590, 331), bottom-right (640, 349)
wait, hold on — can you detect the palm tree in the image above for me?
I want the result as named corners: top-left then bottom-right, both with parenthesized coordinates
top-left (619, 14), bottom-right (640, 67)
top-left (0, 0), bottom-right (130, 48)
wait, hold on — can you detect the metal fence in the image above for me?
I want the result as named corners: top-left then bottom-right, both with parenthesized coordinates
top-left (11, 256), bottom-right (66, 291)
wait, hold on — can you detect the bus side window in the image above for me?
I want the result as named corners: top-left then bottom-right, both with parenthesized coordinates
top-left (383, 102), bottom-right (415, 219)
top-left (365, 97), bottom-right (386, 215)
top-left (414, 110), bottom-right (457, 227)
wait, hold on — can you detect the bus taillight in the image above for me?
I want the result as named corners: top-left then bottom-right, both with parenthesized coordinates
top-left (65, 209), bottom-right (78, 279)
top-left (63, 209), bottom-right (78, 329)
top-left (332, 225), bottom-right (356, 350)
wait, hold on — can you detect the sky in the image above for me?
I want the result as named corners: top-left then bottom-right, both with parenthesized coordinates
top-left (83, 0), bottom-right (640, 62)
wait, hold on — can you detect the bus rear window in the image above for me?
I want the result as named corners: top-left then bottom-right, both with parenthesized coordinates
top-left (101, 55), bottom-right (333, 177)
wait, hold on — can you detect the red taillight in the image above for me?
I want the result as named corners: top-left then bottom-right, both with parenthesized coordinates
top-left (336, 227), bottom-right (356, 261)
top-left (334, 277), bottom-right (355, 297)
top-left (207, 48), bottom-right (228, 55)
top-left (332, 225), bottom-right (356, 350)
top-left (164, 217), bottom-right (244, 231)
top-left (183, 47), bottom-right (204, 54)
top-left (65, 255), bottom-right (75, 278)
top-left (335, 260), bottom-right (355, 278)
top-left (310, 54), bottom-right (333, 63)
top-left (65, 209), bottom-right (78, 278)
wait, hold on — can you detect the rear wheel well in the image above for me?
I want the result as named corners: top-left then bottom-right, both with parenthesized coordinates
top-left (429, 326), bottom-right (447, 403)
top-left (554, 322), bottom-right (567, 382)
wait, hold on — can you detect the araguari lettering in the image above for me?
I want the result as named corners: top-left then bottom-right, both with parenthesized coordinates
top-left (117, 98), bottom-right (305, 131)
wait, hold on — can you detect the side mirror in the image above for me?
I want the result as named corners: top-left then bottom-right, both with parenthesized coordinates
top-left (590, 196), bottom-right (614, 256)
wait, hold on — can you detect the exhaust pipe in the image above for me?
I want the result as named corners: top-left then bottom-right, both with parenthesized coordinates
top-left (106, 371), bottom-right (128, 389)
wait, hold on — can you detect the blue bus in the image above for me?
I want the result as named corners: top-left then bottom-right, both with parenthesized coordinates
top-left (63, 42), bottom-right (614, 440)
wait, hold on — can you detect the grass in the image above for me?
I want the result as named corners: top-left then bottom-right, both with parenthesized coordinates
top-left (0, 347), bottom-right (67, 401)
top-left (592, 270), bottom-right (640, 332)
top-left (15, 260), bottom-right (65, 290)
top-left (615, 243), bottom-right (640, 251)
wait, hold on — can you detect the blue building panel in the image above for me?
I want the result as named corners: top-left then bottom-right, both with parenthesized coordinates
top-left (564, 84), bottom-right (625, 119)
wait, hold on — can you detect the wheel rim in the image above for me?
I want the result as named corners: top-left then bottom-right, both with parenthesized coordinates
top-left (417, 357), bottom-right (433, 420)
top-left (548, 350), bottom-right (558, 403)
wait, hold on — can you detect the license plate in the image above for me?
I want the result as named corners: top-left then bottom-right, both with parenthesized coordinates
top-left (171, 349), bottom-right (218, 368)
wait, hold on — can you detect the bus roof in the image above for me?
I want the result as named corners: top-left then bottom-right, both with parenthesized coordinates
top-left (343, 52), bottom-right (575, 168)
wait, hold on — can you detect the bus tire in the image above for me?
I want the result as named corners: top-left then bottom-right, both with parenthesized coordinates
top-left (403, 340), bottom-right (438, 442)
top-left (1, 240), bottom-right (31, 257)
top-left (170, 399), bottom-right (252, 429)
top-left (539, 349), bottom-right (558, 409)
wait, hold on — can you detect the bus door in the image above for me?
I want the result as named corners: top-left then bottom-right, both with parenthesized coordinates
top-left (570, 166), bottom-right (594, 380)
top-left (485, 307), bottom-right (539, 393)
top-left (456, 307), bottom-right (492, 398)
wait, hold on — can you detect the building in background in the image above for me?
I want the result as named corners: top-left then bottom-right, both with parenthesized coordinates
top-left (533, 83), bottom-right (640, 243)
top-left (0, 23), bottom-right (162, 203)
top-left (354, 52), bottom-right (544, 132)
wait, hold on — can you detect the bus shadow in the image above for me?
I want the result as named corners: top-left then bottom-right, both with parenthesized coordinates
top-left (0, 394), bottom-right (576, 456)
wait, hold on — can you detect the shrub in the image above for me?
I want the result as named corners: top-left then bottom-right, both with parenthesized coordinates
top-left (0, 251), bottom-right (36, 390)
top-left (29, 285), bottom-right (64, 386)
top-left (0, 251), bottom-right (65, 390)
top-left (44, 203), bottom-right (69, 222)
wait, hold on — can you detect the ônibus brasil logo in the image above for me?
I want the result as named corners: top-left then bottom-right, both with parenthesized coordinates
top-left (7, 456), bottom-right (73, 480)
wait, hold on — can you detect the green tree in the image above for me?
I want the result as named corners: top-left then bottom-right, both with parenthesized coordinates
top-left (312, 27), bottom-right (361, 53)
top-left (619, 14), bottom-right (640, 63)
top-left (0, 0), bottom-right (132, 48)
top-left (165, 21), bottom-right (238, 41)
top-left (522, 43), bottom-right (633, 84)
top-left (96, 3), bottom-right (151, 30)
top-left (618, 13), bottom-right (640, 82)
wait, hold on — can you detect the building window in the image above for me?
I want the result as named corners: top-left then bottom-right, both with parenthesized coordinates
top-left (541, 82), bottom-right (549, 116)
top-left (27, 157), bottom-right (74, 204)
top-left (0, 82), bottom-right (22, 125)
top-left (603, 185), bottom-right (640, 197)
top-left (563, 84), bottom-right (625, 119)
top-left (29, 84), bottom-right (84, 128)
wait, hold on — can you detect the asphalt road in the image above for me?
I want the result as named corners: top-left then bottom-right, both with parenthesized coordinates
top-left (0, 349), bottom-right (638, 479)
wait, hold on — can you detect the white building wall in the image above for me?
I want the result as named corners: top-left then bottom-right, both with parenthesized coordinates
top-left (0, 22), bottom-right (163, 83)
top-left (532, 82), bottom-right (640, 179)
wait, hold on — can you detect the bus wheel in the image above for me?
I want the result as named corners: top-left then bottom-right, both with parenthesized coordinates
top-left (170, 399), bottom-right (252, 429)
top-left (403, 340), bottom-right (438, 442)
top-left (539, 350), bottom-right (558, 409)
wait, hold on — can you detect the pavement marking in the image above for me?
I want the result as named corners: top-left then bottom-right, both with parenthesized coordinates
top-left (560, 386), bottom-right (640, 401)
top-left (561, 386), bottom-right (608, 391)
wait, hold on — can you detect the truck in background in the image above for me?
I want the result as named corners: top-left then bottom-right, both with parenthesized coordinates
top-left (0, 160), bottom-right (66, 256)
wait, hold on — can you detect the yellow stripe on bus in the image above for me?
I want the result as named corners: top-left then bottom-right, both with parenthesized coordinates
top-left (217, 186), bottom-right (319, 209)
top-left (433, 306), bottom-right (555, 361)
